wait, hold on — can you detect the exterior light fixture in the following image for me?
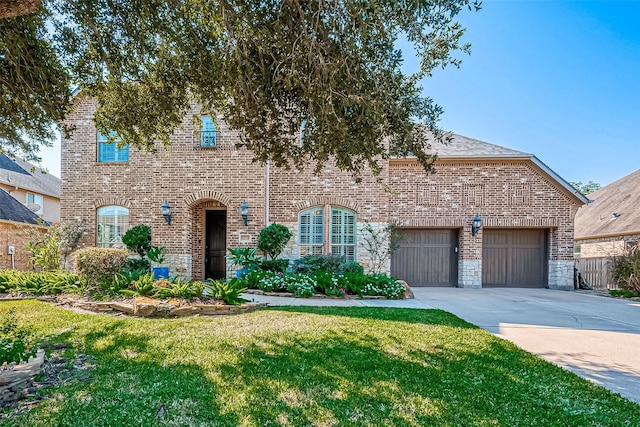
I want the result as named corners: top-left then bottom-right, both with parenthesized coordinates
top-left (471, 214), bottom-right (482, 236)
top-left (161, 201), bottom-right (172, 225)
top-left (240, 200), bottom-right (249, 226)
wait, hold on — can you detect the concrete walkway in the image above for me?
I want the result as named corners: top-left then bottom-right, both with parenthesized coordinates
top-left (243, 288), bottom-right (640, 404)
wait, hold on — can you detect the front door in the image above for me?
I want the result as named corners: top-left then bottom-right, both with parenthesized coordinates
top-left (205, 210), bottom-right (226, 279)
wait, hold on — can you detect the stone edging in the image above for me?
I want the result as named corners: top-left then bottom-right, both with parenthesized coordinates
top-left (0, 350), bottom-right (45, 406)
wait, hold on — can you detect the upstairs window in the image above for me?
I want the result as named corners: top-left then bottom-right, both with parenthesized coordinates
top-left (98, 131), bottom-right (129, 162)
top-left (97, 205), bottom-right (129, 248)
top-left (26, 193), bottom-right (43, 215)
top-left (200, 115), bottom-right (217, 147)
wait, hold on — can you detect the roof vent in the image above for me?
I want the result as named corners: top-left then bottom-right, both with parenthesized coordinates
top-left (612, 212), bottom-right (621, 219)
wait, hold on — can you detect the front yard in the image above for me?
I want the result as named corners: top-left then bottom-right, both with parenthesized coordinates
top-left (1, 300), bottom-right (637, 426)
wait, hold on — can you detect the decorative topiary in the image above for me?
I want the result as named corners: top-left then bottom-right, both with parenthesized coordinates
top-left (257, 223), bottom-right (292, 259)
top-left (122, 224), bottom-right (152, 258)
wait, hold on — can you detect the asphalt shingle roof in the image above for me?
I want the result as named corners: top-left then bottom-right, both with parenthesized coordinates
top-left (426, 133), bottom-right (529, 158)
top-left (574, 168), bottom-right (640, 239)
top-left (0, 188), bottom-right (42, 224)
top-left (0, 155), bottom-right (60, 198)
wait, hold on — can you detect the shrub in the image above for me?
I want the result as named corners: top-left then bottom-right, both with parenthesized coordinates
top-left (226, 248), bottom-right (262, 271)
top-left (238, 269), bottom-right (268, 289)
top-left (0, 270), bottom-right (86, 296)
top-left (337, 261), bottom-right (364, 275)
top-left (0, 308), bottom-right (37, 365)
top-left (260, 259), bottom-right (289, 273)
top-left (154, 278), bottom-right (204, 300)
top-left (292, 255), bottom-right (344, 275)
top-left (285, 274), bottom-right (317, 297)
top-left (122, 224), bottom-right (152, 258)
top-left (258, 272), bottom-right (289, 292)
top-left (610, 246), bottom-right (640, 294)
top-left (257, 223), bottom-right (292, 259)
top-left (609, 289), bottom-right (639, 298)
top-left (360, 274), bottom-right (405, 299)
top-left (124, 258), bottom-right (151, 275)
top-left (120, 273), bottom-right (156, 297)
top-left (26, 236), bottom-right (60, 272)
top-left (207, 280), bottom-right (247, 305)
top-left (359, 221), bottom-right (403, 274)
top-left (76, 248), bottom-right (130, 286)
top-left (314, 270), bottom-right (346, 297)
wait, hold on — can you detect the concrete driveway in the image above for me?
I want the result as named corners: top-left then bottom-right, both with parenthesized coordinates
top-left (411, 287), bottom-right (640, 404)
top-left (246, 288), bottom-right (640, 403)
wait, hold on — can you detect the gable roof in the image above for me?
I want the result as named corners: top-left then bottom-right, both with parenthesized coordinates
top-left (574, 168), bottom-right (640, 239)
top-left (428, 133), bottom-right (529, 157)
top-left (398, 132), bottom-right (590, 205)
top-left (0, 155), bottom-right (61, 198)
top-left (0, 188), bottom-right (43, 225)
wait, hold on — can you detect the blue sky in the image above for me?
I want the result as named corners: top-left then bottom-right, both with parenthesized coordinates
top-left (411, 0), bottom-right (640, 187)
top-left (41, 0), bottom-right (639, 186)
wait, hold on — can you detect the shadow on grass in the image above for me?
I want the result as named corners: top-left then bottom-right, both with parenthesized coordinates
top-left (3, 303), bottom-right (638, 426)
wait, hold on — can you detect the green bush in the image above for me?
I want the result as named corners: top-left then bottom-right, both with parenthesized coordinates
top-left (257, 223), bottom-right (292, 259)
top-left (292, 255), bottom-right (344, 275)
top-left (120, 273), bottom-right (156, 297)
top-left (0, 308), bottom-right (37, 365)
top-left (153, 278), bottom-right (204, 300)
top-left (337, 261), bottom-right (364, 275)
top-left (360, 274), bottom-right (405, 299)
top-left (207, 280), bottom-right (247, 305)
top-left (610, 246), bottom-right (640, 294)
top-left (260, 259), bottom-right (289, 273)
top-left (0, 270), bottom-right (86, 296)
top-left (238, 269), bottom-right (268, 289)
top-left (609, 289), bottom-right (639, 298)
top-left (314, 270), bottom-right (345, 297)
top-left (26, 236), bottom-right (61, 271)
top-left (226, 247), bottom-right (262, 271)
top-left (285, 274), bottom-right (317, 297)
top-left (257, 272), bottom-right (289, 292)
top-left (76, 248), bottom-right (130, 286)
top-left (121, 224), bottom-right (152, 258)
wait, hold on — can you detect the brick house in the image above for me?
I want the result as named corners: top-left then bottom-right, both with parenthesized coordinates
top-left (61, 96), bottom-right (587, 289)
top-left (0, 188), bottom-right (47, 270)
top-left (574, 169), bottom-right (640, 258)
top-left (0, 154), bottom-right (61, 224)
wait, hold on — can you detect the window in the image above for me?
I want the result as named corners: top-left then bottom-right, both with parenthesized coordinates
top-left (299, 206), bottom-right (356, 261)
top-left (201, 115), bottom-right (217, 147)
top-left (98, 131), bottom-right (129, 162)
top-left (331, 208), bottom-right (356, 261)
top-left (26, 193), bottom-right (43, 214)
top-left (299, 207), bottom-right (324, 256)
top-left (97, 206), bottom-right (129, 248)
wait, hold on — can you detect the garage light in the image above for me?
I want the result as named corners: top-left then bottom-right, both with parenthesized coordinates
top-left (471, 214), bottom-right (482, 236)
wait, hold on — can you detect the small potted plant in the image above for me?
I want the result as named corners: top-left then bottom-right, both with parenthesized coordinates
top-left (226, 247), bottom-right (261, 278)
top-left (147, 245), bottom-right (169, 280)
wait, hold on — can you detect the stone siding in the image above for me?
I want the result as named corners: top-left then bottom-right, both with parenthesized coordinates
top-left (548, 260), bottom-right (574, 290)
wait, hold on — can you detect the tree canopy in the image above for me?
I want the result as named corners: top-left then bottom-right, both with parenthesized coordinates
top-left (1, 0), bottom-right (481, 175)
top-left (570, 181), bottom-right (601, 196)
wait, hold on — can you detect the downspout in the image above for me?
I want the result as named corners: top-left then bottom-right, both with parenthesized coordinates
top-left (265, 160), bottom-right (270, 227)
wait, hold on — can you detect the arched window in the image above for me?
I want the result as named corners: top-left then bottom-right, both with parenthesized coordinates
top-left (299, 206), bottom-right (356, 261)
top-left (97, 206), bottom-right (129, 248)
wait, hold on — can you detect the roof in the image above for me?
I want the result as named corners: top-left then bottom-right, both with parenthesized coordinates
top-left (0, 155), bottom-right (61, 198)
top-left (0, 188), bottom-right (43, 225)
top-left (400, 132), bottom-right (590, 205)
top-left (427, 133), bottom-right (529, 157)
top-left (574, 168), bottom-right (640, 239)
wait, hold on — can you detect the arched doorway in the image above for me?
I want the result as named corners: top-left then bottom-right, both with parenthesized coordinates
top-left (205, 209), bottom-right (227, 279)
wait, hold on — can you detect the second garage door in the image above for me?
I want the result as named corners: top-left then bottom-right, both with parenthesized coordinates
top-left (482, 229), bottom-right (548, 288)
top-left (391, 229), bottom-right (458, 287)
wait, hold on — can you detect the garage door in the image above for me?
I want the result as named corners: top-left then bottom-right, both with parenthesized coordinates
top-left (391, 229), bottom-right (458, 287)
top-left (482, 229), bottom-right (547, 288)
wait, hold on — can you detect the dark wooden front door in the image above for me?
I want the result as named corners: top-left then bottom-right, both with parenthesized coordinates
top-left (205, 210), bottom-right (226, 279)
top-left (391, 229), bottom-right (458, 287)
top-left (482, 229), bottom-right (547, 288)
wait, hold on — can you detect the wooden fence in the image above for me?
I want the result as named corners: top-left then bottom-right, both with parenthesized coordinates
top-left (575, 257), bottom-right (615, 290)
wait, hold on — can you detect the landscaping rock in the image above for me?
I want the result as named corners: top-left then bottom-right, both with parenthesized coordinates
top-left (400, 280), bottom-right (414, 299)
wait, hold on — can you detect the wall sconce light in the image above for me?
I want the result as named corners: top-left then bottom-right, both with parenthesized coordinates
top-left (471, 214), bottom-right (482, 236)
top-left (161, 201), bottom-right (172, 225)
top-left (240, 200), bottom-right (249, 226)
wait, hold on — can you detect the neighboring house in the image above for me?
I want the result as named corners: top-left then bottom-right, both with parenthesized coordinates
top-left (0, 188), bottom-right (47, 270)
top-left (61, 96), bottom-right (588, 289)
top-left (574, 169), bottom-right (640, 258)
top-left (0, 155), bottom-right (61, 223)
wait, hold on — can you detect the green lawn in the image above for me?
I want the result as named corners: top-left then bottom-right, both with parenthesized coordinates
top-left (1, 300), bottom-right (637, 426)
